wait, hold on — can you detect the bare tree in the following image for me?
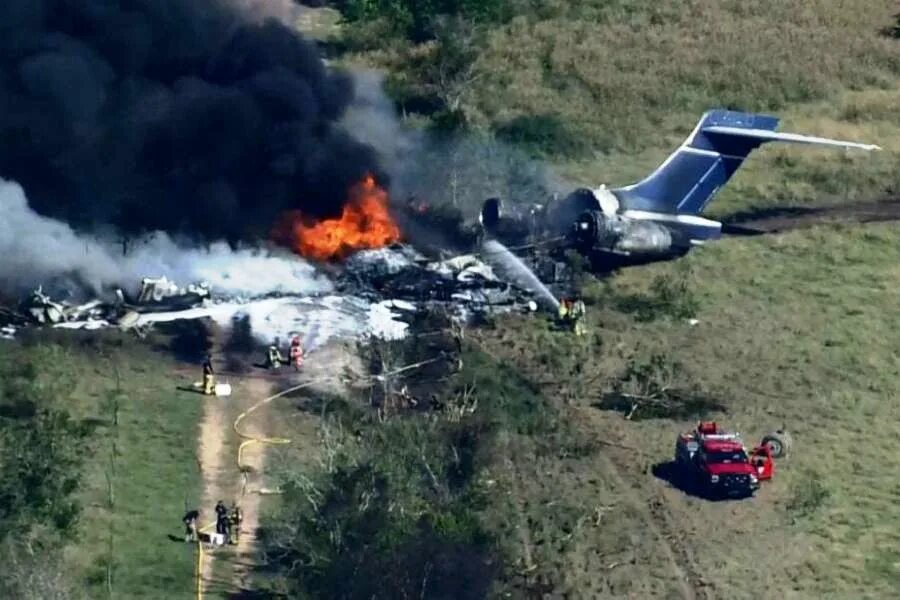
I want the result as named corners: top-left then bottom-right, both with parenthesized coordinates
top-left (422, 16), bottom-right (483, 119)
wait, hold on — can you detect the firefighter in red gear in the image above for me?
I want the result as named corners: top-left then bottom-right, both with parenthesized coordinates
top-left (289, 336), bottom-right (304, 370)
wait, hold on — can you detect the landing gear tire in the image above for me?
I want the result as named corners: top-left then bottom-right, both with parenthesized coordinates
top-left (761, 430), bottom-right (792, 458)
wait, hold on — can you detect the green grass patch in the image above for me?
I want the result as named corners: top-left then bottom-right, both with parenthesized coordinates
top-left (1, 330), bottom-right (203, 598)
top-left (334, 1), bottom-right (900, 213)
top-left (259, 338), bottom-right (592, 598)
top-left (479, 222), bottom-right (900, 597)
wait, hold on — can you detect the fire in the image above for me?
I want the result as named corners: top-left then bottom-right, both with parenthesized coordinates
top-left (273, 174), bottom-right (401, 261)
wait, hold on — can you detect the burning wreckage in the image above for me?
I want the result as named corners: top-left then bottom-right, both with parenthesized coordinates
top-left (0, 166), bottom-right (543, 346)
top-left (0, 248), bottom-right (538, 344)
top-left (8, 108), bottom-right (872, 343)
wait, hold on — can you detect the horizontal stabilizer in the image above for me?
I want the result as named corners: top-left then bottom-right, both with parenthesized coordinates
top-left (613, 109), bottom-right (880, 218)
top-left (702, 126), bottom-right (882, 151)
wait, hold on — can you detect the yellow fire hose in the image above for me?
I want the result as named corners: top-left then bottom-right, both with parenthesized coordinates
top-left (194, 379), bottom-right (319, 600)
top-left (193, 355), bottom-right (443, 599)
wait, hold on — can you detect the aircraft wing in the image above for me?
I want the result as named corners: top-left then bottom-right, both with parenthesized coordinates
top-left (702, 126), bottom-right (882, 151)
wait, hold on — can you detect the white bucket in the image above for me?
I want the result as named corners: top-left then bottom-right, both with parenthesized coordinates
top-left (214, 383), bottom-right (232, 397)
top-left (209, 533), bottom-right (226, 546)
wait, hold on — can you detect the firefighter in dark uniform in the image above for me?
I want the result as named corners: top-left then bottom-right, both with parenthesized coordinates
top-left (183, 509), bottom-right (200, 542)
top-left (214, 500), bottom-right (228, 542)
top-left (228, 504), bottom-right (243, 545)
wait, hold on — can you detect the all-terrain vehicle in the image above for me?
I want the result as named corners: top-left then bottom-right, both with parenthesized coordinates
top-left (674, 422), bottom-right (789, 499)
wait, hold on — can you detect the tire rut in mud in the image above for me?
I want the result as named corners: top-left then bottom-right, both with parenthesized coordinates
top-left (722, 197), bottom-right (900, 235)
top-left (598, 450), bottom-right (705, 600)
top-left (573, 405), bottom-right (710, 600)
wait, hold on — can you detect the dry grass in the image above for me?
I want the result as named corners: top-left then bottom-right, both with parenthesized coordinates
top-left (328, 0), bottom-right (900, 212)
top-left (473, 1), bottom-right (900, 150)
top-left (477, 222), bottom-right (900, 598)
top-left (561, 87), bottom-right (900, 217)
top-left (471, 0), bottom-right (900, 213)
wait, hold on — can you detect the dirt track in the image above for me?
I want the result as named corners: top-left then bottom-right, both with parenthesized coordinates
top-left (575, 406), bottom-right (806, 600)
top-left (193, 339), bottom-right (362, 598)
top-left (722, 197), bottom-right (900, 235)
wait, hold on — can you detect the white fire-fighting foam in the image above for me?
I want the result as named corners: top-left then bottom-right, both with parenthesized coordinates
top-left (132, 295), bottom-right (412, 349)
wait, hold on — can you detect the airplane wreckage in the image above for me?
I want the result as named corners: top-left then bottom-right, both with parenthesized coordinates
top-left (476, 110), bottom-right (880, 268)
top-left (0, 251), bottom-right (539, 343)
top-left (0, 110), bottom-right (880, 342)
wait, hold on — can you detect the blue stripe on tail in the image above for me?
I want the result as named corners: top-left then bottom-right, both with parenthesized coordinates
top-left (613, 110), bottom-right (780, 215)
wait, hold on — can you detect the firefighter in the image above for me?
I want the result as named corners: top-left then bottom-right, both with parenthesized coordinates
top-left (289, 336), bottom-right (304, 370)
top-left (183, 509), bottom-right (200, 543)
top-left (228, 504), bottom-right (243, 545)
top-left (558, 297), bottom-right (573, 330)
top-left (202, 354), bottom-right (215, 395)
top-left (571, 298), bottom-right (587, 337)
top-left (266, 344), bottom-right (283, 369)
top-left (558, 297), bottom-right (571, 322)
top-left (214, 500), bottom-right (228, 542)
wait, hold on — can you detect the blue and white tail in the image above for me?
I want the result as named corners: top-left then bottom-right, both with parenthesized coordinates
top-left (612, 110), bottom-right (879, 241)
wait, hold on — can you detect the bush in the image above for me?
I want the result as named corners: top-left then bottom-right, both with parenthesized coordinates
top-left (337, 0), bottom-right (514, 41)
top-left (598, 353), bottom-right (725, 420)
top-left (886, 14), bottom-right (900, 38)
top-left (495, 113), bottom-right (588, 158)
top-left (613, 264), bottom-right (700, 322)
top-left (787, 472), bottom-right (831, 518)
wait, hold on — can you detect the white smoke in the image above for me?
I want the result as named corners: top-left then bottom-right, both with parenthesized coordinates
top-left (0, 178), bottom-right (331, 298)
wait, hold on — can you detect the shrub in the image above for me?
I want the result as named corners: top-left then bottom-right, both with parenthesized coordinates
top-left (787, 472), bottom-right (831, 518)
top-left (598, 353), bottom-right (725, 420)
top-left (613, 264), bottom-right (700, 322)
top-left (337, 0), bottom-right (514, 41)
top-left (495, 113), bottom-right (588, 158)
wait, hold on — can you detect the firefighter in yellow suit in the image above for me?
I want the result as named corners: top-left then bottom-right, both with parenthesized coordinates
top-left (571, 299), bottom-right (587, 336)
top-left (558, 298), bottom-right (571, 324)
top-left (202, 355), bottom-right (215, 395)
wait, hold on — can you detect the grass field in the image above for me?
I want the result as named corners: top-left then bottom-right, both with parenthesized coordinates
top-left (327, 0), bottom-right (900, 214)
top-left (0, 331), bottom-right (205, 598)
top-left (472, 222), bottom-right (900, 597)
top-left (1, 2), bottom-right (897, 598)
top-left (282, 3), bottom-right (900, 597)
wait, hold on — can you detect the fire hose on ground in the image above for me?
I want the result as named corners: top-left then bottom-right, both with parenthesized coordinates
top-left (193, 355), bottom-right (446, 600)
top-left (194, 379), bottom-right (319, 600)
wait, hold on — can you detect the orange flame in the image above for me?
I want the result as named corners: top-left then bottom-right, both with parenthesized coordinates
top-left (273, 174), bottom-right (401, 261)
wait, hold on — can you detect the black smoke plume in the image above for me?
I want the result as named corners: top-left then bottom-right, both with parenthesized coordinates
top-left (0, 0), bottom-right (380, 244)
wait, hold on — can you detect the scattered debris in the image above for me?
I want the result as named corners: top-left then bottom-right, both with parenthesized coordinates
top-left (116, 276), bottom-right (211, 313)
top-left (18, 286), bottom-right (113, 324)
top-left (1, 245), bottom-right (548, 347)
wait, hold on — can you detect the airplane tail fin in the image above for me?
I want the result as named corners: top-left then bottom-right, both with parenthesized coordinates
top-left (613, 110), bottom-right (880, 217)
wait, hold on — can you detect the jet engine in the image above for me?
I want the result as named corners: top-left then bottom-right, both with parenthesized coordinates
top-left (572, 209), bottom-right (680, 256)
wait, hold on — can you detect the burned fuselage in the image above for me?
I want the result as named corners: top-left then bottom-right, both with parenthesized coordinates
top-left (480, 186), bottom-right (695, 269)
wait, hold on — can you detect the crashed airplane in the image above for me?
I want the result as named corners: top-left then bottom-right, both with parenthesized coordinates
top-left (480, 110), bottom-right (880, 267)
